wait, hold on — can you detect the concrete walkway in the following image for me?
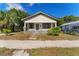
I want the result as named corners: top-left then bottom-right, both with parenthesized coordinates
top-left (0, 40), bottom-right (79, 49)
top-left (12, 50), bottom-right (29, 56)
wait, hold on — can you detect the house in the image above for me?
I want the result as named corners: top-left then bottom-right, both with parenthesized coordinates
top-left (22, 12), bottom-right (57, 33)
top-left (60, 21), bottom-right (79, 32)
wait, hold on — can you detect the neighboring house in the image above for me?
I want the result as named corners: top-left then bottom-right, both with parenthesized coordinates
top-left (22, 12), bottom-right (57, 33)
top-left (60, 21), bottom-right (79, 32)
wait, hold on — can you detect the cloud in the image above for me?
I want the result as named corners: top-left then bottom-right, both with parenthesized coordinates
top-left (29, 3), bottom-right (34, 6)
top-left (6, 3), bottom-right (24, 11)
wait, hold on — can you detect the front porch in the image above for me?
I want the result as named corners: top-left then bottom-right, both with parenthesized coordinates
top-left (24, 23), bottom-right (57, 33)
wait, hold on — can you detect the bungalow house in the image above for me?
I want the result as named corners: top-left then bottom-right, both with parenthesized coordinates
top-left (60, 21), bottom-right (79, 33)
top-left (22, 12), bottom-right (57, 33)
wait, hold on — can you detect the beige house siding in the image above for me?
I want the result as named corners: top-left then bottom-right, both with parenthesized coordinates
top-left (25, 14), bottom-right (56, 23)
top-left (23, 12), bottom-right (57, 33)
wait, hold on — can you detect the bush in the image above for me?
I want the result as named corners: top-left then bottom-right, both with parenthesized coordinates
top-left (48, 27), bottom-right (61, 36)
top-left (3, 28), bottom-right (11, 35)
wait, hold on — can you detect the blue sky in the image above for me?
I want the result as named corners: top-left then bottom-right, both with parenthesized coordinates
top-left (0, 3), bottom-right (79, 18)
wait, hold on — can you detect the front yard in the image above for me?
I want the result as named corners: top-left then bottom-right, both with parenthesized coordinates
top-left (1, 47), bottom-right (79, 56)
top-left (0, 32), bottom-right (79, 40)
top-left (36, 33), bottom-right (79, 40)
top-left (0, 32), bottom-right (31, 40)
top-left (27, 47), bottom-right (79, 56)
top-left (0, 47), bottom-right (14, 56)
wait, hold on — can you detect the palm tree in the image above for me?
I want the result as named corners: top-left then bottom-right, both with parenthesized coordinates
top-left (5, 8), bottom-right (29, 32)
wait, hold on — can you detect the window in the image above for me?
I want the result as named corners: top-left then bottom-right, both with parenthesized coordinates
top-left (29, 23), bottom-right (34, 29)
top-left (73, 26), bottom-right (79, 29)
top-left (42, 23), bottom-right (51, 29)
top-left (53, 23), bottom-right (55, 27)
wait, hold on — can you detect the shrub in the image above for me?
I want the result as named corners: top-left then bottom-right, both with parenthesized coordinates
top-left (3, 28), bottom-right (11, 35)
top-left (48, 27), bottom-right (61, 36)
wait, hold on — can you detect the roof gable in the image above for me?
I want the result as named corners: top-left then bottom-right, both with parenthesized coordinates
top-left (22, 12), bottom-right (56, 21)
top-left (22, 12), bottom-right (57, 23)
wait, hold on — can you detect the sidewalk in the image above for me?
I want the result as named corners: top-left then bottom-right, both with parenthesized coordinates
top-left (0, 40), bottom-right (79, 49)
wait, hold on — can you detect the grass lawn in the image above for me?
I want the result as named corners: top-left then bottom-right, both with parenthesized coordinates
top-left (27, 47), bottom-right (79, 56)
top-left (0, 47), bottom-right (14, 56)
top-left (37, 33), bottom-right (79, 40)
top-left (0, 32), bottom-right (32, 40)
top-left (0, 32), bottom-right (79, 40)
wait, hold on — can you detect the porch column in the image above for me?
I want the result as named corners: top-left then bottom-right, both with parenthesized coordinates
top-left (27, 23), bottom-right (29, 31)
top-left (34, 23), bottom-right (36, 31)
top-left (39, 23), bottom-right (42, 32)
top-left (39, 23), bottom-right (42, 29)
top-left (55, 22), bottom-right (57, 27)
top-left (51, 23), bottom-right (53, 28)
top-left (24, 22), bottom-right (26, 33)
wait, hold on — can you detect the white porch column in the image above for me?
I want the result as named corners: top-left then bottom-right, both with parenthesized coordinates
top-left (34, 23), bottom-right (36, 32)
top-left (27, 23), bottom-right (29, 31)
top-left (39, 23), bottom-right (42, 32)
top-left (39, 23), bottom-right (42, 29)
top-left (55, 22), bottom-right (57, 27)
top-left (24, 22), bottom-right (26, 33)
top-left (51, 23), bottom-right (53, 28)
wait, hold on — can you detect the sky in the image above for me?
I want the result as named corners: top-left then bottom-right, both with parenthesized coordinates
top-left (0, 3), bottom-right (79, 18)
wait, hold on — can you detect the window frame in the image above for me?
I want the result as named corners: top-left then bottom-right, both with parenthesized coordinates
top-left (42, 23), bottom-right (51, 29)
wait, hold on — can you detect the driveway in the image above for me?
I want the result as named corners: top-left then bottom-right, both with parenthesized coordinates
top-left (0, 40), bottom-right (79, 49)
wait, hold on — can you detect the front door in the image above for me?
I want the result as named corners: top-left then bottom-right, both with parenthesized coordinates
top-left (36, 24), bottom-right (39, 30)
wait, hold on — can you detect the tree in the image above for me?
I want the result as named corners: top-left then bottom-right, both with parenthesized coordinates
top-left (0, 11), bottom-right (6, 20)
top-left (5, 8), bottom-right (29, 32)
top-left (3, 13), bottom-right (14, 31)
top-left (57, 16), bottom-right (79, 26)
top-left (63, 16), bottom-right (78, 23)
top-left (0, 11), bottom-right (6, 31)
top-left (57, 18), bottom-right (64, 26)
